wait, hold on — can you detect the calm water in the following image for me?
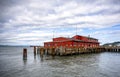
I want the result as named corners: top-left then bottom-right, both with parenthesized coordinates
top-left (0, 46), bottom-right (120, 77)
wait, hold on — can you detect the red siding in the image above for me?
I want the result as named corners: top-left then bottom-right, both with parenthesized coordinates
top-left (53, 37), bottom-right (69, 42)
top-left (44, 35), bottom-right (99, 48)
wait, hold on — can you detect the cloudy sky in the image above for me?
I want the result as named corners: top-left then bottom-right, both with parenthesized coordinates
top-left (0, 0), bottom-right (120, 45)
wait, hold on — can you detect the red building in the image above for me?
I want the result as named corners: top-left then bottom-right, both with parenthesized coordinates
top-left (44, 35), bottom-right (99, 48)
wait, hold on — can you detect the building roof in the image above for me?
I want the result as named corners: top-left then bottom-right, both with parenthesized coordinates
top-left (73, 35), bottom-right (98, 40)
top-left (44, 35), bottom-right (99, 43)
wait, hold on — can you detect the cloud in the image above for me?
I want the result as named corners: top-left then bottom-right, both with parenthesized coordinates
top-left (0, 0), bottom-right (120, 45)
top-left (91, 30), bottom-right (120, 44)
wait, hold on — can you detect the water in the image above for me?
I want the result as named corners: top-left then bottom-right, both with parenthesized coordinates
top-left (0, 46), bottom-right (120, 77)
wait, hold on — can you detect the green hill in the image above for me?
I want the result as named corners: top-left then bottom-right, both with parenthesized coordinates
top-left (103, 41), bottom-right (120, 46)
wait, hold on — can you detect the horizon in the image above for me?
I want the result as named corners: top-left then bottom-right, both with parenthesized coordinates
top-left (0, 0), bottom-right (120, 46)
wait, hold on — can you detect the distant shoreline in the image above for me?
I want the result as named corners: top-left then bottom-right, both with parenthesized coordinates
top-left (0, 45), bottom-right (30, 47)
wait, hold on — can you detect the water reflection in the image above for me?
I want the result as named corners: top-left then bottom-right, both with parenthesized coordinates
top-left (23, 59), bottom-right (27, 65)
top-left (98, 52), bottom-right (120, 77)
top-left (34, 54), bottom-right (37, 63)
top-left (34, 54), bottom-right (36, 60)
top-left (34, 53), bottom-right (44, 62)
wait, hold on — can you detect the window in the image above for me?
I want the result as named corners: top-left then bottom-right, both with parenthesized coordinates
top-left (73, 42), bottom-right (76, 46)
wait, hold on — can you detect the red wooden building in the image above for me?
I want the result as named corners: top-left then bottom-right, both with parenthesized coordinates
top-left (44, 35), bottom-right (99, 48)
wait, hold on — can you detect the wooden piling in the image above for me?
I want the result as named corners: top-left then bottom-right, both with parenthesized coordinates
top-left (35, 46), bottom-right (120, 57)
top-left (40, 47), bottom-right (44, 61)
top-left (34, 46), bottom-right (36, 55)
top-left (37, 47), bottom-right (40, 54)
top-left (23, 48), bottom-right (27, 60)
top-left (51, 48), bottom-right (55, 59)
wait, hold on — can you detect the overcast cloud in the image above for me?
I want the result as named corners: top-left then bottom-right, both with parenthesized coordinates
top-left (0, 0), bottom-right (120, 45)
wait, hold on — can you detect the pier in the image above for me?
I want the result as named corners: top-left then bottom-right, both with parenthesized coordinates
top-left (29, 35), bottom-right (120, 58)
top-left (32, 46), bottom-right (120, 56)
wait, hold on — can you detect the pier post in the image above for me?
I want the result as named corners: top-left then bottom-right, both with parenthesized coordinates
top-left (40, 47), bottom-right (44, 61)
top-left (117, 48), bottom-right (119, 52)
top-left (34, 46), bottom-right (36, 55)
top-left (37, 47), bottom-right (39, 54)
top-left (23, 48), bottom-right (27, 60)
top-left (51, 48), bottom-right (55, 59)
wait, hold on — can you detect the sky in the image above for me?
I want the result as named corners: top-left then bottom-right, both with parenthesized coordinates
top-left (0, 0), bottom-right (120, 46)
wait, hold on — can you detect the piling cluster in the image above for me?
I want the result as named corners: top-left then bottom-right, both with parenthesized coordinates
top-left (42, 47), bottom-right (105, 56)
top-left (23, 46), bottom-right (120, 60)
top-left (34, 46), bottom-right (120, 56)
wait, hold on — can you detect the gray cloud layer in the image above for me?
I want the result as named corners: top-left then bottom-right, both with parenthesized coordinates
top-left (0, 0), bottom-right (120, 45)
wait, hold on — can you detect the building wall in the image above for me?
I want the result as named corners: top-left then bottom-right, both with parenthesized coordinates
top-left (44, 35), bottom-right (99, 48)
top-left (53, 37), bottom-right (69, 42)
top-left (44, 41), bottom-right (99, 48)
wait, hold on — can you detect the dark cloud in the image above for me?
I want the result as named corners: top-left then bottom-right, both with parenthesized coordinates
top-left (0, 0), bottom-right (25, 11)
top-left (0, 0), bottom-right (26, 23)
top-left (105, 0), bottom-right (120, 5)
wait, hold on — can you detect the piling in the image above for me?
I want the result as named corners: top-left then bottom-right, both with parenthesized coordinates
top-left (40, 47), bottom-right (44, 61)
top-left (34, 46), bottom-right (36, 55)
top-left (31, 46), bottom-right (120, 58)
top-left (37, 47), bottom-right (40, 54)
top-left (23, 48), bottom-right (27, 60)
top-left (51, 48), bottom-right (55, 59)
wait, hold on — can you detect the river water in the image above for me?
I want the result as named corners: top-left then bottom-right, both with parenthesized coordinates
top-left (0, 46), bottom-right (120, 77)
